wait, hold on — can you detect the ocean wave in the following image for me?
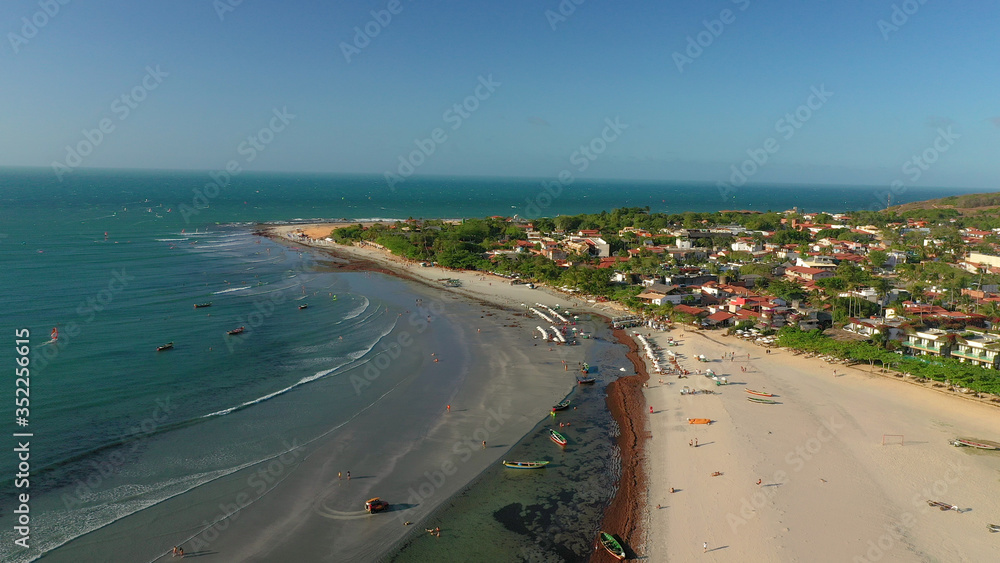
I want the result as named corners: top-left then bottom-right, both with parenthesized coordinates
top-left (201, 314), bottom-right (398, 419)
top-left (340, 296), bottom-right (370, 321)
top-left (155, 238), bottom-right (189, 242)
top-left (212, 286), bottom-right (252, 295)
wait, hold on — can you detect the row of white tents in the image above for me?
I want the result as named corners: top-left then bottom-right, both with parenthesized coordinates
top-left (635, 332), bottom-right (668, 374)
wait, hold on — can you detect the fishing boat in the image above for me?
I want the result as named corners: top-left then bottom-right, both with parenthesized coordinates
top-left (926, 500), bottom-right (959, 511)
top-left (988, 523), bottom-right (999, 532)
top-left (552, 400), bottom-right (570, 411)
top-left (502, 460), bottom-right (549, 469)
top-left (747, 397), bottom-right (778, 404)
top-left (298, 304), bottom-right (308, 310)
top-left (194, 302), bottom-right (212, 308)
top-left (950, 437), bottom-right (1000, 450)
top-left (227, 326), bottom-right (245, 335)
top-left (687, 418), bottom-right (711, 424)
top-left (745, 388), bottom-right (773, 397)
top-left (156, 342), bottom-right (174, 352)
top-left (549, 428), bottom-right (567, 447)
top-left (577, 377), bottom-right (597, 385)
top-left (599, 532), bottom-right (626, 560)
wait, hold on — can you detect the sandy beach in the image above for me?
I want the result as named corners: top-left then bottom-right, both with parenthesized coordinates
top-left (642, 327), bottom-right (1000, 562)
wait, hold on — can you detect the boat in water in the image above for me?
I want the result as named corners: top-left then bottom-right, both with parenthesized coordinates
top-left (599, 531), bottom-right (626, 560)
top-left (747, 397), bottom-right (778, 404)
top-left (194, 302), bottom-right (212, 308)
top-left (298, 304), bottom-right (308, 310)
top-left (156, 342), bottom-right (174, 352)
top-left (502, 460), bottom-right (549, 469)
top-left (227, 326), bottom-right (245, 335)
top-left (549, 428), bottom-right (567, 447)
top-left (552, 400), bottom-right (571, 411)
top-left (745, 388), bottom-right (773, 397)
top-left (950, 437), bottom-right (1000, 450)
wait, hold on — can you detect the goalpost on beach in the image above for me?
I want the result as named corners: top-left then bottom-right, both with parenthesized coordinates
top-left (882, 434), bottom-right (904, 446)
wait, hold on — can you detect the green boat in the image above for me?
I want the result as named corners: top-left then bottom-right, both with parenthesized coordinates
top-left (549, 428), bottom-right (567, 446)
top-left (502, 460), bottom-right (550, 469)
top-left (599, 531), bottom-right (625, 560)
top-left (747, 396), bottom-right (778, 404)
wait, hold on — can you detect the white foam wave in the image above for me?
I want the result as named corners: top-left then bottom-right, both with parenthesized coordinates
top-left (155, 238), bottom-right (189, 242)
top-left (212, 286), bottom-right (252, 295)
top-left (340, 296), bottom-right (370, 321)
top-left (201, 315), bottom-right (398, 419)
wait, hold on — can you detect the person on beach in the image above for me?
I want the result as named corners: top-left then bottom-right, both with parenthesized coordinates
top-left (689, 439), bottom-right (693, 447)
top-left (694, 438), bottom-right (698, 447)
top-left (704, 542), bottom-right (708, 553)
top-left (447, 405), bottom-right (450, 412)
top-left (482, 440), bottom-right (487, 449)
top-left (338, 471), bottom-right (342, 480)
top-left (757, 479), bottom-right (762, 485)
top-left (347, 471), bottom-right (350, 480)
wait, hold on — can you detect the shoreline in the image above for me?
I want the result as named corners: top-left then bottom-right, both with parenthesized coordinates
top-left (262, 223), bottom-right (651, 560)
top-left (596, 327), bottom-right (649, 559)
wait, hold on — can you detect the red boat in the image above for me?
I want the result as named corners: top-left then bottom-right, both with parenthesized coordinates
top-left (227, 326), bottom-right (245, 335)
top-left (745, 388), bottom-right (773, 397)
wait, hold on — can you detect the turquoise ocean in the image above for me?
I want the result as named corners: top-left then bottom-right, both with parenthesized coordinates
top-left (0, 167), bottom-right (972, 561)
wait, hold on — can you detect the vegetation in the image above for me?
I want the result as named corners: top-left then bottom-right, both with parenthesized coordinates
top-left (776, 327), bottom-right (1000, 395)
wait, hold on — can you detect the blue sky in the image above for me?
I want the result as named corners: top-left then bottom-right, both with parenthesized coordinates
top-left (2, 0), bottom-right (998, 189)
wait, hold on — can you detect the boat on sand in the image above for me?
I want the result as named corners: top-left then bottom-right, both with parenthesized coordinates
top-left (926, 500), bottom-right (959, 511)
top-left (745, 388), bottom-right (773, 397)
top-left (950, 437), bottom-right (1000, 450)
top-left (552, 399), bottom-right (570, 411)
top-left (599, 531), bottom-right (626, 560)
top-left (687, 418), bottom-right (711, 424)
top-left (747, 397), bottom-right (778, 404)
top-left (503, 460), bottom-right (549, 469)
top-left (549, 428), bottom-right (567, 447)
top-left (577, 377), bottom-right (596, 385)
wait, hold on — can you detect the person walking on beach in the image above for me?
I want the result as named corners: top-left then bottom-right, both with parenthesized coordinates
top-left (694, 438), bottom-right (698, 447)
top-left (346, 471), bottom-right (350, 480)
top-left (704, 541), bottom-right (708, 553)
top-left (757, 478), bottom-right (762, 486)
top-left (338, 471), bottom-right (342, 480)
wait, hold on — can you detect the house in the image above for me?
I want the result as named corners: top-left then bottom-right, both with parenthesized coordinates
top-left (785, 266), bottom-right (834, 282)
top-left (902, 329), bottom-right (953, 357)
top-left (673, 304), bottom-right (709, 318)
top-left (844, 317), bottom-right (906, 341)
top-left (704, 311), bottom-right (736, 327)
top-left (951, 331), bottom-right (1000, 369)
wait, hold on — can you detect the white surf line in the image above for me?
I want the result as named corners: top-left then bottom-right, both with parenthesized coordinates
top-left (145, 348), bottom-right (421, 562)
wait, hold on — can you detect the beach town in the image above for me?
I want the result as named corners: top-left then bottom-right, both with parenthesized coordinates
top-left (265, 204), bottom-right (1000, 562)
